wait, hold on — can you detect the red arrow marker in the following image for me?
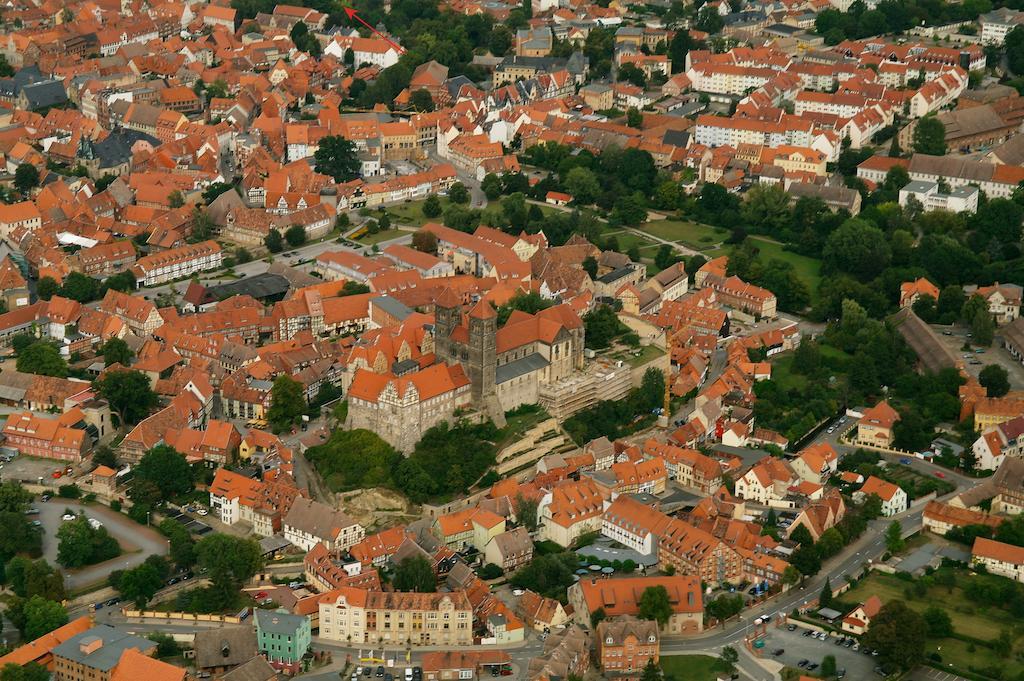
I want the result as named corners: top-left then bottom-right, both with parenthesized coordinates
top-left (343, 6), bottom-right (406, 54)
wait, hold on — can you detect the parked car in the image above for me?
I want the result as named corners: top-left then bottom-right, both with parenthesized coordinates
top-left (771, 649), bottom-right (784, 656)
top-left (899, 458), bottom-right (911, 465)
top-left (787, 624), bottom-right (797, 632)
top-left (31, 520), bottom-right (41, 527)
top-left (935, 472), bottom-right (946, 478)
top-left (40, 494), bottom-right (50, 502)
top-left (61, 513), bottom-right (76, 521)
top-left (51, 470), bottom-right (62, 479)
top-left (797, 660), bottom-right (809, 668)
top-left (196, 508), bottom-right (209, 516)
top-left (25, 508), bottom-right (39, 515)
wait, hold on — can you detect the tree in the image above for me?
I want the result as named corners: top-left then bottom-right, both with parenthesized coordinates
top-left (14, 164), bottom-right (39, 196)
top-left (513, 493), bottom-right (539, 532)
top-left (637, 585), bottom-right (673, 626)
top-left (16, 342), bottom-right (67, 378)
top-left (563, 167), bottom-right (600, 205)
top-left (36, 276), bottom-right (59, 301)
top-left (971, 305), bottom-right (995, 347)
top-left (822, 218), bottom-right (891, 281)
top-left (95, 369), bottom-right (158, 425)
top-left (422, 196), bottom-right (443, 219)
top-left (695, 5), bottom-right (724, 33)
top-left (791, 544), bottom-right (821, 577)
top-left (284, 225), bottom-right (307, 248)
top-left (640, 659), bottom-right (662, 681)
top-left (923, 606), bottom-right (953, 637)
top-left (819, 576), bottom-right (833, 608)
top-left (717, 646), bottom-right (739, 675)
top-left (481, 173), bottom-right (502, 201)
top-left (264, 228), bottom-right (284, 253)
top-left (626, 107), bottom-right (643, 128)
top-left (782, 565), bottom-right (801, 587)
top-left (196, 534), bottom-right (262, 607)
top-left (101, 338), bottom-right (133, 367)
top-left (582, 255), bottom-right (598, 280)
top-left (267, 375), bottom-right (306, 434)
top-left (980, 364), bottom-right (1010, 397)
top-left (821, 654), bottom-right (837, 678)
top-left (114, 561), bottom-right (163, 609)
top-left (1, 661), bottom-right (49, 681)
top-left (158, 519), bottom-right (196, 569)
top-left (886, 520), bottom-right (905, 553)
top-left (410, 88), bottom-right (434, 112)
top-left (14, 596), bottom-right (67, 640)
top-left (60, 272), bottom-right (100, 302)
top-left (133, 444), bottom-right (195, 502)
top-left (314, 136), bottom-right (361, 182)
top-left (393, 555), bottom-right (435, 592)
top-left (590, 606), bottom-right (607, 629)
top-left (913, 115), bottom-right (947, 156)
top-left (448, 182), bottom-right (470, 205)
top-left (862, 600), bottom-right (926, 672)
top-left (1008, 25), bottom-right (1024, 75)
top-left (167, 190), bottom-right (185, 209)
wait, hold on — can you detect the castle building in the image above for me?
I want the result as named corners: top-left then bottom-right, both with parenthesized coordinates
top-left (346, 288), bottom-right (586, 451)
top-left (432, 288), bottom-right (586, 414)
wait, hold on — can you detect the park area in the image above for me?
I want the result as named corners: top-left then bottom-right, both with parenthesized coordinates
top-left (840, 569), bottom-right (1023, 680)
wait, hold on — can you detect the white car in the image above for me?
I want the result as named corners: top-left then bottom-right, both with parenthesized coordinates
top-left (511, 588), bottom-right (525, 596)
top-left (61, 513), bottom-right (76, 521)
top-left (196, 508), bottom-right (209, 516)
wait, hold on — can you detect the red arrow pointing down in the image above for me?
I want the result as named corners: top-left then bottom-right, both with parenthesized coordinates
top-left (343, 6), bottom-right (406, 54)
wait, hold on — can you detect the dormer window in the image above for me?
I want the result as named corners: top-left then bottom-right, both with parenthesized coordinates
top-left (606, 636), bottom-right (614, 644)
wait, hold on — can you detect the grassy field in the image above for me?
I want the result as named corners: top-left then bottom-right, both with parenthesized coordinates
top-left (354, 227), bottom-right (411, 246)
top-left (383, 199), bottom-right (450, 227)
top-left (841, 571), bottom-right (1023, 678)
top-left (640, 219), bottom-right (729, 251)
top-left (660, 655), bottom-right (723, 681)
top-left (747, 236), bottom-right (823, 298)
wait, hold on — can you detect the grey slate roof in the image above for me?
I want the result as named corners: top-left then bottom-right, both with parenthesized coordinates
top-left (207, 273), bottom-right (291, 301)
top-left (51, 625), bottom-right (155, 672)
top-left (254, 608), bottom-right (306, 636)
top-left (21, 80), bottom-right (68, 110)
top-left (495, 352), bottom-right (549, 384)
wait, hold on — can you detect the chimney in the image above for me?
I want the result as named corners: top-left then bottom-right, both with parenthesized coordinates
top-left (79, 636), bottom-right (103, 655)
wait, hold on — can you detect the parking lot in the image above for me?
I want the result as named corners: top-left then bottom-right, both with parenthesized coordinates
top-left (758, 624), bottom-right (879, 679)
top-left (0, 454), bottom-right (82, 488)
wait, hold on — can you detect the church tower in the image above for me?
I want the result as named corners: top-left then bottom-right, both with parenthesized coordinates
top-left (467, 299), bottom-right (497, 402)
top-left (433, 288), bottom-right (462, 365)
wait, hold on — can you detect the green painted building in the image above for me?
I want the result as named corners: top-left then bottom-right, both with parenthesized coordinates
top-left (254, 608), bottom-right (311, 665)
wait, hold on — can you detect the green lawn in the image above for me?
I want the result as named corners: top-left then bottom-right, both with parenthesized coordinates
top-left (640, 219), bottom-right (729, 251)
top-left (767, 354), bottom-right (808, 392)
top-left (382, 199), bottom-right (450, 228)
top-left (354, 227), bottom-right (411, 246)
top-left (660, 655), bottom-right (723, 681)
top-left (746, 236), bottom-right (823, 299)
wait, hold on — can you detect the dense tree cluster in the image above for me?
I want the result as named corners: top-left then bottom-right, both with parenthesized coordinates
top-left (56, 516), bottom-right (121, 568)
top-left (306, 420), bottom-right (502, 503)
top-left (815, 0), bottom-right (993, 44)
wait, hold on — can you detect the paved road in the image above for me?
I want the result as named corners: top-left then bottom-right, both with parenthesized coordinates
top-left (37, 500), bottom-right (168, 591)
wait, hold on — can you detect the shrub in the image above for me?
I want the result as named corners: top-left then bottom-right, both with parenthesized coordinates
top-left (57, 485), bottom-right (81, 499)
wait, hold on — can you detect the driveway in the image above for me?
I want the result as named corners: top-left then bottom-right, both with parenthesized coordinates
top-left (37, 499), bottom-right (168, 591)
